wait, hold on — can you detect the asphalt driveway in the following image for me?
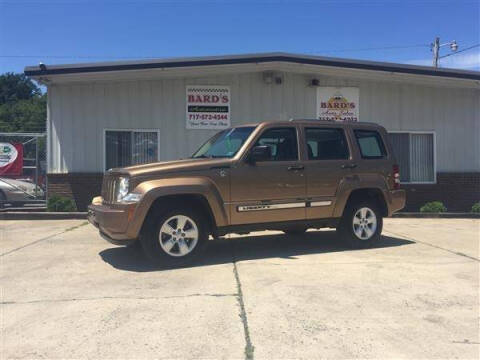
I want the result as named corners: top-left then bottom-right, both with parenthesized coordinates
top-left (1, 218), bottom-right (479, 359)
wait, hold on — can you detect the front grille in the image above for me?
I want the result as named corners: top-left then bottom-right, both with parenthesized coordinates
top-left (101, 175), bottom-right (117, 204)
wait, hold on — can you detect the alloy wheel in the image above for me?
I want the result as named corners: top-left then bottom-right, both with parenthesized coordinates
top-left (159, 215), bottom-right (199, 257)
top-left (352, 207), bottom-right (377, 240)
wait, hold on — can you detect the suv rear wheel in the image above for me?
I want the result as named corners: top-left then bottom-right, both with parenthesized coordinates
top-left (140, 207), bottom-right (208, 267)
top-left (337, 201), bottom-right (383, 248)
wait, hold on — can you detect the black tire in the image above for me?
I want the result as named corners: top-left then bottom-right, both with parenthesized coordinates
top-left (0, 190), bottom-right (6, 209)
top-left (337, 200), bottom-right (383, 248)
top-left (140, 206), bottom-right (208, 267)
top-left (126, 240), bottom-right (142, 249)
top-left (283, 226), bottom-right (308, 235)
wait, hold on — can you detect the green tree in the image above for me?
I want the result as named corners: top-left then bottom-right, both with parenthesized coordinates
top-left (0, 73), bottom-right (46, 133)
top-left (0, 73), bottom-right (41, 104)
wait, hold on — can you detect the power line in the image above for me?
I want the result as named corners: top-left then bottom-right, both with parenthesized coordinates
top-left (439, 43), bottom-right (479, 59)
top-left (319, 44), bottom-right (429, 53)
top-left (0, 55), bottom-right (155, 59)
top-left (0, 44), bottom-right (431, 60)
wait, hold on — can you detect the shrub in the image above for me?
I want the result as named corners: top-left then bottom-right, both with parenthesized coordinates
top-left (420, 201), bottom-right (447, 213)
top-left (47, 195), bottom-right (77, 212)
top-left (471, 202), bottom-right (480, 213)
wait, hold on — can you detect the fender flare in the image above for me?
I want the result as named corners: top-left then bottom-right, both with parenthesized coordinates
top-left (126, 177), bottom-right (228, 238)
top-left (333, 174), bottom-right (391, 218)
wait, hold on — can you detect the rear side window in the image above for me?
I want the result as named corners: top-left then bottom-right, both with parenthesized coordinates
top-left (354, 130), bottom-right (387, 159)
top-left (305, 128), bottom-right (349, 160)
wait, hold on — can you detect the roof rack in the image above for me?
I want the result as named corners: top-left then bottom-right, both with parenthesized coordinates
top-left (285, 119), bottom-right (382, 126)
top-left (289, 118), bottom-right (335, 122)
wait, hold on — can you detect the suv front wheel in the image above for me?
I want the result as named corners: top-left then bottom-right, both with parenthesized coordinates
top-left (141, 207), bottom-right (208, 267)
top-left (337, 201), bottom-right (383, 248)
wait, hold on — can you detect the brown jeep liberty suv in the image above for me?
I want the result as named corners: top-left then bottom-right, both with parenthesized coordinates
top-left (88, 120), bottom-right (405, 266)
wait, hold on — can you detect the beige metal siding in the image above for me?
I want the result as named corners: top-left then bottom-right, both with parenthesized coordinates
top-left (47, 72), bottom-right (480, 173)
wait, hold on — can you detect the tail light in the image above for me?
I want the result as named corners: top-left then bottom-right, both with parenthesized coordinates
top-left (393, 164), bottom-right (400, 190)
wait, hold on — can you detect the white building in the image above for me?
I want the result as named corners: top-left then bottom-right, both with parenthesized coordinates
top-left (25, 53), bottom-right (480, 211)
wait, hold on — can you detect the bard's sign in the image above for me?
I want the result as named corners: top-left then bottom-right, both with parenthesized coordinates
top-left (186, 85), bottom-right (230, 129)
top-left (317, 87), bottom-right (359, 122)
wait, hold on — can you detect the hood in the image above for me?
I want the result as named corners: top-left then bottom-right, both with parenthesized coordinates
top-left (0, 178), bottom-right (37, 191)
top-left (109, 157), bottom-right (234, 177)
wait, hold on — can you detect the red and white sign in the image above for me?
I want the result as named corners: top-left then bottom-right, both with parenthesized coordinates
top-left (0, 143), bottom-right (23, 176)
top-left (317, 87), bottom-right (359, 122)
top-left (186, 85), bottom-right (230, 129)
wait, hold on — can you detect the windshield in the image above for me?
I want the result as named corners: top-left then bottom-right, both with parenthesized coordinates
top-left (192, 126), bottom-right (256, 159)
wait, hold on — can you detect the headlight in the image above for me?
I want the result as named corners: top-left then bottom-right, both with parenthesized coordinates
top-left (122, 192), bottom-right (142, 202)
top-left (116, 177), bottom-right (130, 202)
top-left (116, 177), bottom-right (142, 203)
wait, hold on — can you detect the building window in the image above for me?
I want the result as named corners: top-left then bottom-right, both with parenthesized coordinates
top-left (105, 130), bottom-right (159, 170)
top-left (388, 132), bottom-right (435, 183)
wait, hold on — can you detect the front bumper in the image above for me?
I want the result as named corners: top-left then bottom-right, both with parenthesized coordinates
top-left (87, 199), bottom-right (138, 246)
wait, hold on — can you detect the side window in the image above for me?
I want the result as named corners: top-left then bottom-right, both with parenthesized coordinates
top-left (305, 128), bottom-right (349, 160)
top-left (354, 130), bottom-right (387, 159)
top-left (255, 127), bottom-right (298, 161)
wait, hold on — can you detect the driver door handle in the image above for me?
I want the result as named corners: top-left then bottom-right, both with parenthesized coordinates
top-left (287, 165), bottom-right (305, 171)
top-left (341, 163), bottom-right (357, 169)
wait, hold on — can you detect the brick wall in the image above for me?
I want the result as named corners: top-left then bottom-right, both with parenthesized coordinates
top-left (47, 173), bottom-right (103, 211)
top-left (402, 173), bottom-right (480, 212)
top-left (48, 172), bottom-right (480, 212)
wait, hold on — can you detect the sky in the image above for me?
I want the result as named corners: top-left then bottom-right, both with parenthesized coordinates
top-left (0, 0), bottom-right (479, 75)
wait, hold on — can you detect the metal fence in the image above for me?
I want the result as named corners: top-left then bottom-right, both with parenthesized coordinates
top-left (0, 133), bottom-right (46, 209)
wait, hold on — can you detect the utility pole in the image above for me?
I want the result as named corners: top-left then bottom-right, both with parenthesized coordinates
top-left (432, 37), bottom-right (440, 68)
top-left (431, 37), bottom-right (458, 68)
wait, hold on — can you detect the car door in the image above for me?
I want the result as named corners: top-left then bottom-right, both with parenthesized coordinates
top-left (229, 126), bottom-right (306, 225)
top-left (303, 126), bottom-right (355, 219)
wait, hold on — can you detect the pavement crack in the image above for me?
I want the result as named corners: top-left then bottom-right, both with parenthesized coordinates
top-left (163, 293), bottom-right (236, 299)
top-left (383, 229), bottom-right (479, 262)
top-left (231, 243), bottom-right (255, 360)
top-left (452, 340), bottom-right (480, 344)
top-left (0, 293), bottom-right (237, 305)
top-left (0, 221), bottom-right (88, 257)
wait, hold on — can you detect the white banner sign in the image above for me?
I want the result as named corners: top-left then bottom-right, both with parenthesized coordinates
top-left (186, 85), bottom-right (230, 129)
top-left (317, 87), bottom-right (359, 122)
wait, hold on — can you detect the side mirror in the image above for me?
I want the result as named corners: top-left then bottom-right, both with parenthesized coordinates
top-left (248, 145), bottom-right (272, 164)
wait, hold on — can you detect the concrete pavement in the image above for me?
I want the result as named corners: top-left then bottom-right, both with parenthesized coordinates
top-left (1, 219), bottom-right (479, 359)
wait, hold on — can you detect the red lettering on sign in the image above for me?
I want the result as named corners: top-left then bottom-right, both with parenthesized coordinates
top-left (189, 94), bottom-right (228, 103)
